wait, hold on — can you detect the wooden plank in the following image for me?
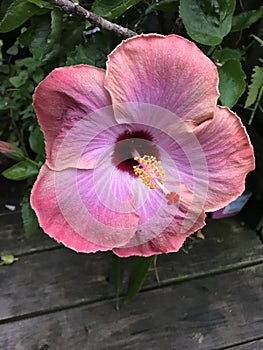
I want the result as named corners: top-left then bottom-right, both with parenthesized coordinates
top-left (0, 249), bottom-right (114, 322)
top-left (228, 339), bottom-right (263, 350)
top-left (153, 217), bottom-right (263, 285)
top-left (0, 212), bottom-right (58, 256)
top-left (0, 264), bottom-right (262, 350)
top-left (0, 217), bottom-right (262, 322)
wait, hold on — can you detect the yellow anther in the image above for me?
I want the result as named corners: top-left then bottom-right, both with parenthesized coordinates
top-left (133, 155), bottom-right (166, 189)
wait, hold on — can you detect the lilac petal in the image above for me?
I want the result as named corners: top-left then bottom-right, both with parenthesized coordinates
top-left (105, 34), bottom-right (219, 123)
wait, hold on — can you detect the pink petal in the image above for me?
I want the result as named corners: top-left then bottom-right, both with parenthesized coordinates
top-left (113, 213), bottom-right (205, 257)
top-left (31, 166), bottom-right (103, 253)
top-left (33, 65), bottom-right (111, 170)
top-left (114, 174), bottom-right (206, 257)
top-left (193, 106), bottom-right (255, 211)
top-left (105, 34), bottom-right (219, 123)
top-left (31, 163), bottom-right (139, 252)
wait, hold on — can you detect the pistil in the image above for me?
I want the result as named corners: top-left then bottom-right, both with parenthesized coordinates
top-left (132, 152), bottom-right (179, 205)
top-left (133, 155), bottom-right (165, 190)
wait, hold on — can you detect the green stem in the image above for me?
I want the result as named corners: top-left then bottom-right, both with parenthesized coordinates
top-left (10, 110), bottom-right (29, 158)
top-left (207, 45), bottom-right (217, 57)
top-left (25, 157), bottom-right (42, 168)
top-left (153, 255), bottom-right (161, 286)
top-left (248, 86), bottom-right (263, 125)
top-left (112, 254), bottom-right (121, 310)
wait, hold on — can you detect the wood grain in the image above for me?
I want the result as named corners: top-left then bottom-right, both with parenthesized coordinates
top-left (0, 212), bottom-right (58, 256)
top-left (154, 217), bottom-right (263, 285)
top-left (229, 339), bottom-right (263, 350)
top-left (0, 264), bottom-right (262, 350)
top-left (0, 249), bottom-right (115, 321)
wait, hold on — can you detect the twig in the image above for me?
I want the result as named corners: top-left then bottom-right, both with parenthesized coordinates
top-left (44, 0), bottom-right (137, 38)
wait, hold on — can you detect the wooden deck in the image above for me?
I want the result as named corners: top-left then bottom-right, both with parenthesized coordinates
top-left (0, 179), bottom-right (263, 350)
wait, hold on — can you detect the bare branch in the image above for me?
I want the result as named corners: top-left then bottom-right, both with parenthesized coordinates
top-left (44, 0), bottom-right (137, 38)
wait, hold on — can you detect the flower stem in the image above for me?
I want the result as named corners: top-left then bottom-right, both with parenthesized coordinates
top-left (10, 111), bottom-right (29, 158)
top-left (112, 254), bottom-right (121, 310)
top-left (248, 86), bottom-right (263, 125)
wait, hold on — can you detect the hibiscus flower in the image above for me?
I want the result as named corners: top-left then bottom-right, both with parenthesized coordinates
top-left (31, 34), bottom-right (254, 257)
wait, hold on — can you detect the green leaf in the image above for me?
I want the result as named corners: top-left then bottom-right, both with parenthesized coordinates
top-left (245, 66), bottom-right (263, 109)
top-left (32, 69), bottom-right (44, 83)
top-left (27, 0), bottom-right (54, 9)
top-left (0, 38), bottom-right (3, 61)
top-left (91, 0), bottom-right (141, 20)
top-left (6, 44), bottom-right (19, 55)
top-left (231, 6), bottom-right (263, 32)
top-left (66, 31), bottom-right (120, 68)
top-left (146, 0), bottom-right (179, 14)
top-left (19, 26), bottom-right (34, 48)
top-left (21, 188), bottom-right (38, 238)
top-left (179, 0), bottom-right (236, 45)
top-left (0, 65), bottom-right (9, 74)
top-left (29, 124), bottom-right (45, 155)
top-left (218, 59), bottom-right (246, 108)
top-left (0, 0), bottom-right (47, 33)
top-left (2, 160), bottom-right (39, 180)
top-left (21, 9), bottom-right (62, 61)
top-left (251, 35), bottom-right (263, 47)
top-left (58, 21), bottom-right (85, 59)
top-left (213, 48), bottom-right (244, 65)
top-left (0, 254), bottom-right (18, 266)
top-left (0, 0), bottom-right (15, 16)
top-left (15, 57), bottom-right (42, 71)
top-left (9, 70), bottom-right (29, 88)
top-left (29, 14), bottom-right (51, 60)
top-left (124, 256), bottom-right (154, 304)
top-left (180, 240), bottom-right (189, 254)
top-left (42, 8), bottom-right (62, 62)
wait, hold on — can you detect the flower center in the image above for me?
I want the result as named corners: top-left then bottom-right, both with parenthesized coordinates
top-left (112, 127), bottom-right (179, 206)
top-left (112, 128), bottom-right (159, 176)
